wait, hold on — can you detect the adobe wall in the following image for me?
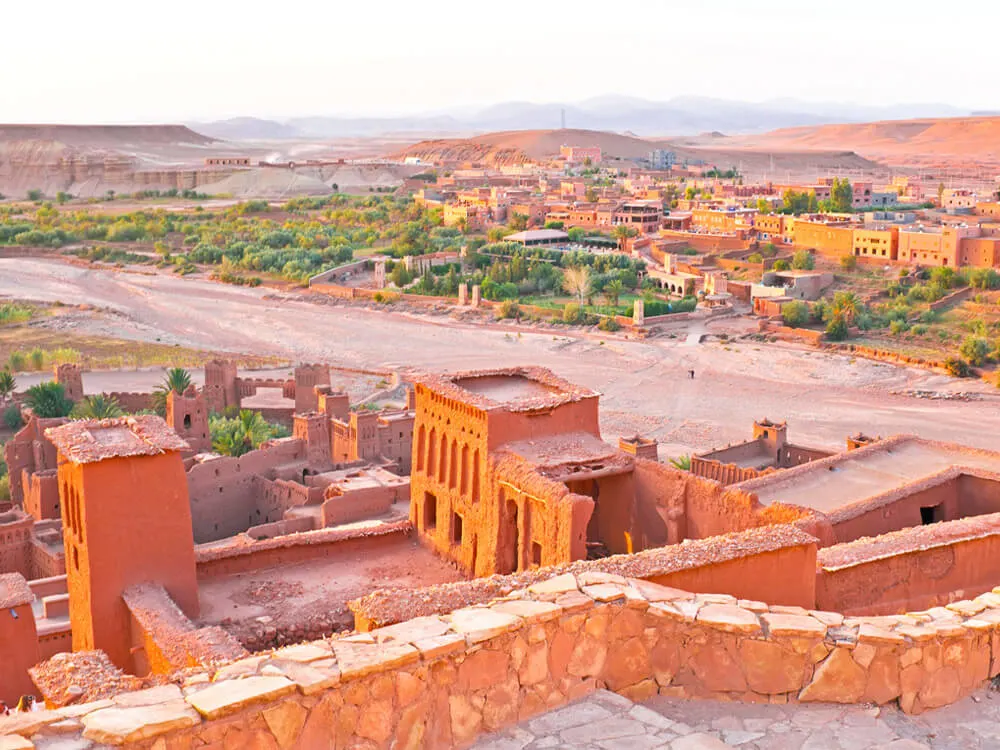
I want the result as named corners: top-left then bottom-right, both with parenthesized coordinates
top-left (258, 477), bottom-right (323, 522)
top-left (696, 439), bottom-right (767, 464)
top-left (322, 483), bottom-right (403, 526)
top-left (780, 443), bottom-right (833, 467)
top-left (485, 397), bottom-right (601, 452)
top-left (15, 570), bottom-right (1000, 749)
top-left (828, 471), bottom-right (963, 543)
top-left (689, 457), bottom-right (771, 486)
top-left (246, 516), bottom-right (315, 540)
top-left (194, 522), bottom-right (411, 580)
top-left (0, 510), bottom-right (34, 577)
top-left (187, 440), bottom-right (307, 543)
top-left (22, 469), bottom-right (59, 521)
top-left (104, 392), bottom-right (154, 413)
top-left (0, 574), bottom-right (40, 705)
top-left (647, 543), bottom-right (816, 609)
top-left (817, 512), bottom-right (1000, 616)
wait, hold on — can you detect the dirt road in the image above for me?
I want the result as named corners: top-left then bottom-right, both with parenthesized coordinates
top-left (2, 258), bottom-right (998, 457)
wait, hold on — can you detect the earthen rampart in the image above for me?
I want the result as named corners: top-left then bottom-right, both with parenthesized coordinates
top-left (194, 521), bottom-right (412, 579)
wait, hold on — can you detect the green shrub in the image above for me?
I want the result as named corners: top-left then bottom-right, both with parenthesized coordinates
top-left (840, 255), bottom-right (857, 271)
top-left (562, 302), bottom-right (582, 324)
top-left (7, 352), bottom-right (26, 372)
top-left (747, 253), bottom-right (763, 264)
top-left (889, 320), bottom-right (909, 335)
top-left (944, 356), bottom-right (971, 378)
top-left (598, 317), bottom-right (620, 332)
top-left (825, 314), bottom-right (849, 341)
top-left (781, 301), bottom-right (809, 328)
top-left (791, 250), bottom-right (815, 270)
top-left (3, 404), bottom-right (23, 430)
top-left (496, 299), bottom-right (520, 319)
top-left (960, 335), bottom-right (990, 366)
top-left (773, 259), bottom-right (790, 271)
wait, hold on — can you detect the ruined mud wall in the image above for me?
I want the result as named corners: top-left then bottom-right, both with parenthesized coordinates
top-left (187, 440), bottom-right (306, 543)
top-left (194, 522), bottom-right (411, 579)
top-left (104, 392), bottom-right (154, 413)
top-left (321, 483), bottom-right (404, 526)
top-left (817, 512), bottom-right (1000, 616)
top-left (11, 569), bottom-right (1000, 749)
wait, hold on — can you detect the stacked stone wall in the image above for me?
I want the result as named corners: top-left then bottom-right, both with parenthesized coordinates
top-left (8, 570), bottom-right (1000, 748)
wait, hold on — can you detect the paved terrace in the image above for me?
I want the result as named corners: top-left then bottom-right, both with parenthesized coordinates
top-left (474, 687), bottom-right (1000, 750)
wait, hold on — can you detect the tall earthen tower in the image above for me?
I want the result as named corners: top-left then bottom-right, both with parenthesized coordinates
top-left (46, 416), bottom-right (199, 672)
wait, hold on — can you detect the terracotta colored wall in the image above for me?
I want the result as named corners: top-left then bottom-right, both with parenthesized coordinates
top-left (22, 469), bottom-right (59, 521)
top-left (187, 440), bottom-right (306, 543)
top-left (61, 452), bottom-right (199, 672)
top-left (831, 480), bottom-right (960, 543)
top-left (0, 513), bottom-right (33, 578)
top-left (194, 526), bottom-right (410, 579)
top-left (322, 483), bottom-right (400, 526)
top-left (648, 544), bottom-right (816, 608)
top-left (0, 600), bottom-right (40, 704)
top-left (104, 392), bottom-right (154, 413)
top-left (817, 518), bottom-right (1000, 615)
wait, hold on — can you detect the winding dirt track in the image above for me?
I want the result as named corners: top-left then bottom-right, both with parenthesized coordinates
top-left (2, 258), bottom-right (999, 456)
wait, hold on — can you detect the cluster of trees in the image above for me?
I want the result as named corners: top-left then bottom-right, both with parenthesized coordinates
top-left (0, 196), bottom-right (447, 282)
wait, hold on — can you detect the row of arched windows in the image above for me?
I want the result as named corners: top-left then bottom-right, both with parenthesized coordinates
top-left (415, 424), bottom-right (480, 502)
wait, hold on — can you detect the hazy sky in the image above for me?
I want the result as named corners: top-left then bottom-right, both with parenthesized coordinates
top-left (4, 0), bottom-right (998, 123)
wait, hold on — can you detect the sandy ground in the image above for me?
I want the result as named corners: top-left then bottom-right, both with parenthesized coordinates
top-left (1, 258), bottom-right (999, 459)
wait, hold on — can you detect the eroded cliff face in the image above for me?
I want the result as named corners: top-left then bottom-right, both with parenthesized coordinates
top-left (0, 126), bottom-right (224, 198)
top-left (393, 139), bottom-right (532, 168)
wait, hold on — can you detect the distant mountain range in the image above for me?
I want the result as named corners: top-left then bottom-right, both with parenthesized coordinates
top-left (189, 96), bottom-right (973, 141)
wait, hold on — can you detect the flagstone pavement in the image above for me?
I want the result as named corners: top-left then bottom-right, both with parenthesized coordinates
top-left (471, 685), bottom-right (1000, 750)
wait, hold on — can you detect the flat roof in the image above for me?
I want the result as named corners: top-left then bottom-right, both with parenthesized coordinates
top-left (415, 367), bottom-right (598, 413)
top-left (505, 229), bottom-right (570, 242)
top-left (502, 431), bottom-right (622, 469)
top-left (0, 573), bottom-right (33, 609)
top-left (46, 416), bottom-right (189, 464)
top-left (738, 436), bottom-right (1000, 514)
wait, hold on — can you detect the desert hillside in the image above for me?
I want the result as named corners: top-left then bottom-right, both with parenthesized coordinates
top-left (392, 127), bottom-right (879, 177)
top-left (0, 124), bottom-right (214, 148)
top-left (717, 116), bottom-right (1000, 168)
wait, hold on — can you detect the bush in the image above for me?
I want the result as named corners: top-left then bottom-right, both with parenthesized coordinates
top-left (944, 356), bottom-right (971, 378)
top-left (889, 319), bottom-right (909, 335)
top-left (598, 317), bottom-right (620, 332)
top-left (960, 335), bottom-right (990, 366)
top-left (24, 381), bottom-right (74, 418)
top-left (563, 302), bottom-right (583, 324)
top-left (747, 253), bottom-right (763, 264)
top-left (3, 404), bottom-right (23, 430)
top-left (773, 259), bottom-right (790, 271)
top-left (496, 299), bottom-right (520, 320)
top-left (825, 314), bottom-right (849, 341)
top-left (7, 352), bottom-right (25, 372)
top-left (781, 301), bottom-right (809, 328)
top-left (791, 250), bottom-right (815, 270)
top-left (840, 255), bottom-right (857, 271)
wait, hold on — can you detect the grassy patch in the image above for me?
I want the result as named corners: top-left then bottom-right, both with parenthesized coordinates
top-left (0, 328), bottom-right (284, 372)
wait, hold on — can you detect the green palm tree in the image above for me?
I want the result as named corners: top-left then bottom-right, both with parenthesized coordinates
top-left (210, 410), bottom-right (278, 457)
top-left (603, 279), bottom-right (625, 311)
top-left (668, 454), bottom-right (692, 471)
top-left (71, 394), bottom-right (124, 420)
top-left (611, 224), bottom-right (638, 251)
top-left (832, 291), bottom-right (861, 326)
top-left (152, 367), bottom-right (193, 416)
top-left (0, 369), bottom-right (15, 403)
top-left (24, 381), bottom-right (74, 418)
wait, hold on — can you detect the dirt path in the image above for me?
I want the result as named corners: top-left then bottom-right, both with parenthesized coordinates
top-left (2, 257), bottom-right (998, 456)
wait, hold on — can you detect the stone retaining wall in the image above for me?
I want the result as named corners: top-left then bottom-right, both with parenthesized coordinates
top-left (6, 570), bottom-right (1000, 749)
